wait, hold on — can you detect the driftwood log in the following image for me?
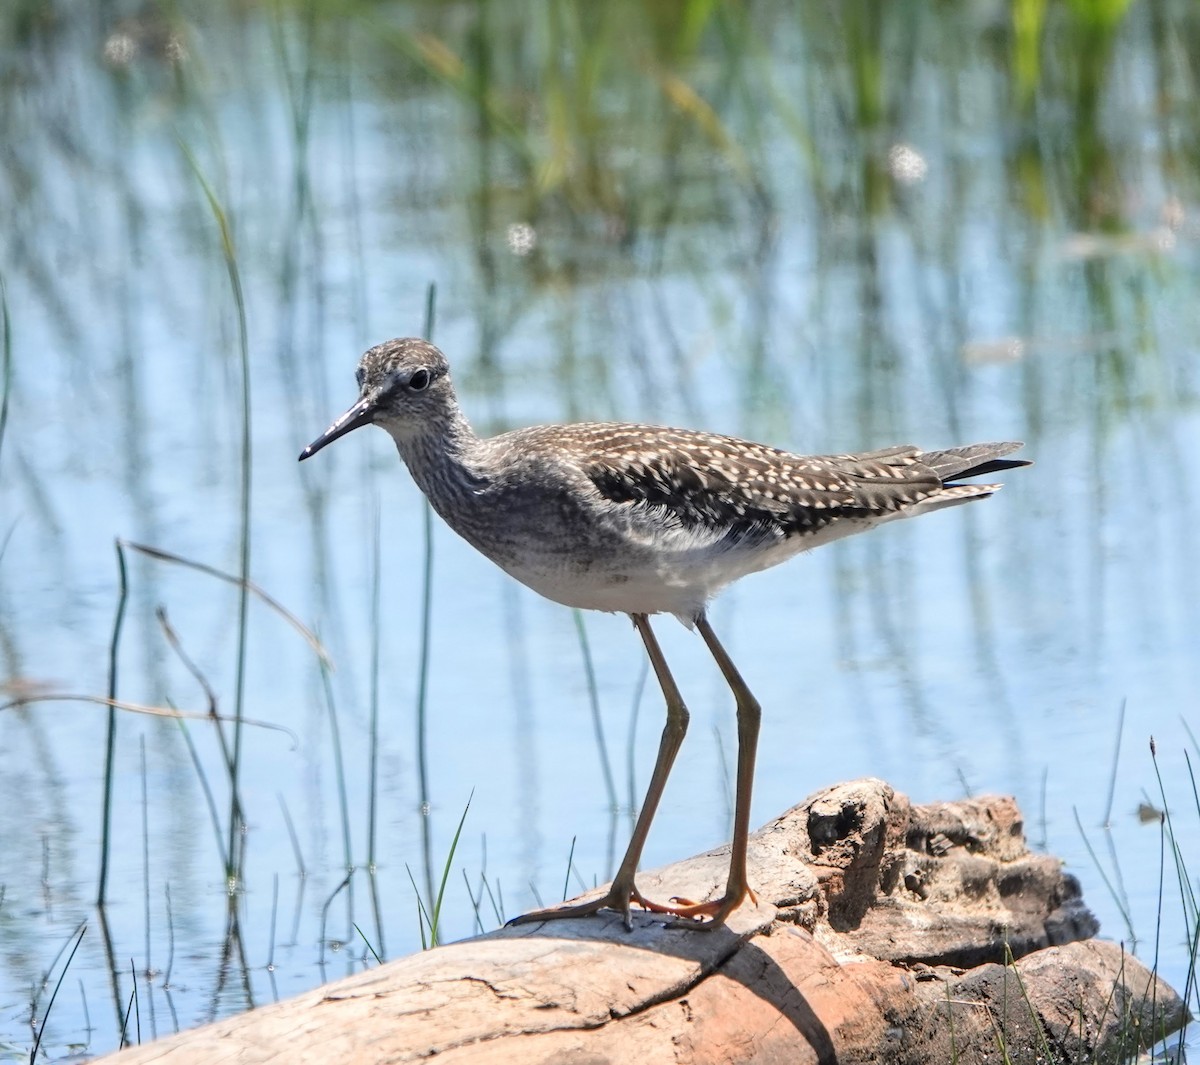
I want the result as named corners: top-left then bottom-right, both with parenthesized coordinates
top-left (99, 779), bottom-right (1186, 1063)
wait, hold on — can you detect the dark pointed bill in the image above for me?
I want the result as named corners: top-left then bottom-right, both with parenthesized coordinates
top-left (299, 396), bottom-right (375, 461)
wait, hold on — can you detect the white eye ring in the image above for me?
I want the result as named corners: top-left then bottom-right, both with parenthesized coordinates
top-left (408, 368), bottom-right (431, 392)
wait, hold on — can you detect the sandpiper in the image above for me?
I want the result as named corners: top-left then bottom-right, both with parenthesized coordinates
top-left (300, 337), bottom-right (1028, 929)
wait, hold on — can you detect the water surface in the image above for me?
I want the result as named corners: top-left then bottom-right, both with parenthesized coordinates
top-left (1, 1), bottom-right (1198, 1058)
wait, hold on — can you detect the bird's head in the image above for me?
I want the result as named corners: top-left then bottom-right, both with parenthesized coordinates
top-left (299, 337), bottom-right (454, 460)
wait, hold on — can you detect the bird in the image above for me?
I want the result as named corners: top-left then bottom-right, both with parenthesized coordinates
top-left (300, 337), bottom-right (1029, 930)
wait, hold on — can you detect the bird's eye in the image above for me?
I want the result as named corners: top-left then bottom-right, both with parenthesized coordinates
top-left (355, 367), bottom-right (365, 388)
top-left (408, 368), bottom-right (431, 392)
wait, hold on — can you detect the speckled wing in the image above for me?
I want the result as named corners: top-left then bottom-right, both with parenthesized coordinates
top-left (558, 425), bottom-right (1026, 543)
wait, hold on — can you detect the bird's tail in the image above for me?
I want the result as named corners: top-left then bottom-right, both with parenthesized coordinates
top-left (922, 441), bottom-right (1030, 484)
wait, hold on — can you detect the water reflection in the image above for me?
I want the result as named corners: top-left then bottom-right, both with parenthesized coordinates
top-left (1, 0), bottom-right (1198, 1058)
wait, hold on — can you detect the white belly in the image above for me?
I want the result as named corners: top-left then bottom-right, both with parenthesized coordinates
top-left (495, 524), bottom-right (813, 625)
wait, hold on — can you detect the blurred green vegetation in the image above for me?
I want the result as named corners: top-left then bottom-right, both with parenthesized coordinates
top-left (6, 0), bottom-right (1196, 434)
top-left (6, 0), bottom-right (1197, 249)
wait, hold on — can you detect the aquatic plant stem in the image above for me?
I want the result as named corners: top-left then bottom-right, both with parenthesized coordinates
top-left (179, 141), bottom-right (253, 885)
top-left (97, 540), bottom-right (129, 907)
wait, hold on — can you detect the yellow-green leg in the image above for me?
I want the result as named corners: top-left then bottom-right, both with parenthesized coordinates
top-left (508, 612), bottom-right (691, 929)
top-left (664, 612), bottom-right (761, 928)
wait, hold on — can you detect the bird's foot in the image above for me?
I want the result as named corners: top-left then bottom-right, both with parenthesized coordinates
top-left (507, 881), bottom-right (757, 931)
top-left (507, 880), bottom-right (718, 932)
top-left (659, 882), bottom-right (759, 930)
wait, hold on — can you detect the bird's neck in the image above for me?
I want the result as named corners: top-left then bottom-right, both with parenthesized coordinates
top-left (388, 406), bottom-right (491, 508)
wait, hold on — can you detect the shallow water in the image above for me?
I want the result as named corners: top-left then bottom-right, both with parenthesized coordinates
top-left (1, 1), bottom-right (1198, 1058)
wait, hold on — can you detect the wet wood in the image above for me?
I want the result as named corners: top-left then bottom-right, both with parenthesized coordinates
top-left (96, 779), bottom-right (1186, 1064)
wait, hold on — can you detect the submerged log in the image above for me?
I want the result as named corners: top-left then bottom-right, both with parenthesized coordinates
top-left (99, 779), bottom-right (1186, 1064)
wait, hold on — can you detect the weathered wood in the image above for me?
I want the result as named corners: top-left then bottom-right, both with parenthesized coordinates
top-left (98, 779), bottom-right (1186, 1064)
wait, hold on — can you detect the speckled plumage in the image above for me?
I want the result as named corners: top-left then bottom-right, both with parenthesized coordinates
top-left (301, 336), bottom-right (1030, 930)
top-left (303, 337), bottom-right (1027, 624)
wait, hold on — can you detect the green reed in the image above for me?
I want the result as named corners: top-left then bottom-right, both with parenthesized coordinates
top-left (177, 141), bottom-right (253, 885)
top-left (416, 283), bottom-right (439, 916)
top-left (97, 539), bottom-right (129, 907)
